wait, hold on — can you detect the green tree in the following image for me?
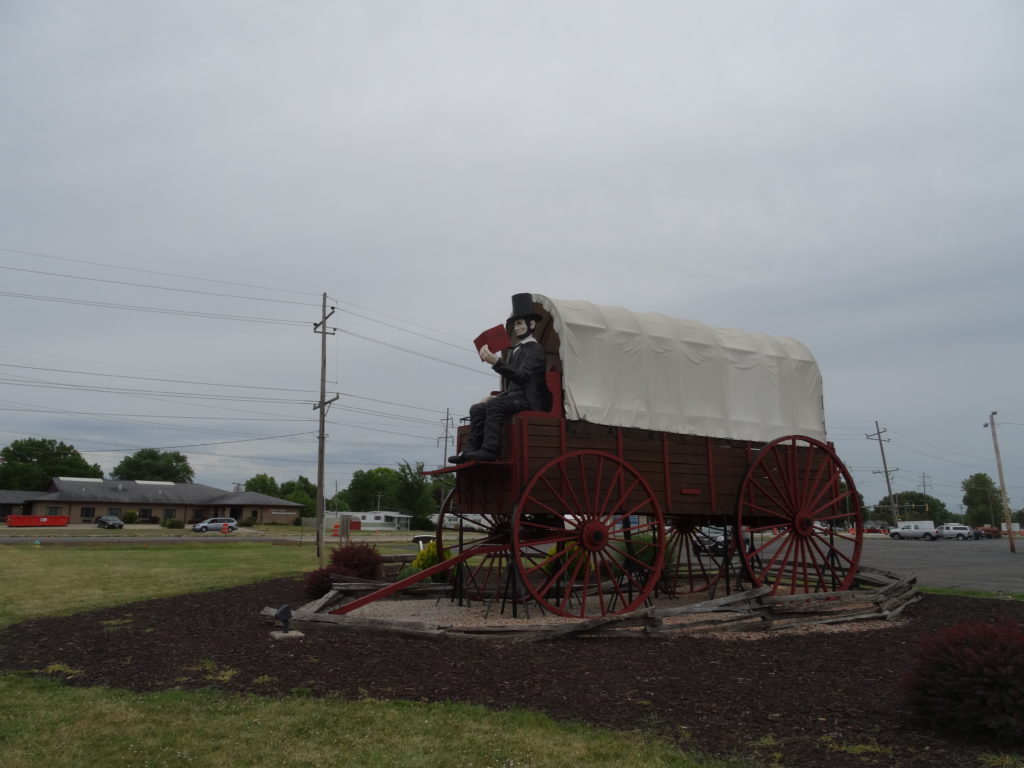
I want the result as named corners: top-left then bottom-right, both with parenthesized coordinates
top-left (280, 475), bottom-right (316, 516)
top-left (962, 473), bottom-right (1001, 528)
top-left (873, 490), bottom-right (950, 525)
top-left (345, 467), bottom-right (400, 512)
top-left (244, 473), bottom-right (280, 496)
top-left (394, 460), bottom-right (437, 529)
top-left (0, 438), bottom-right (103, 491)
top-left (110, 449), bottom-right (194, 483)
top-left (327, 489), bottom-right (350, 512)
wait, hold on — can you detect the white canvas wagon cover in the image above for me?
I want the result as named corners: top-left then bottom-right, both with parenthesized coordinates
top-left (535, 295), bottom-right (826, 444)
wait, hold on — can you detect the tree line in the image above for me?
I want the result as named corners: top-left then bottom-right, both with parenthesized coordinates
top-left (0, 438), bottom-right (448, 530)
top-left (1, 437), bottom-right (1017, 531)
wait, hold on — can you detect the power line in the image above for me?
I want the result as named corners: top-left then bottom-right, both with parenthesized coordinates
top-left (337, 327), bottom-right (491, 376)
top-left (0, 363), bottom-right (455, 416)
top-left (76, 431), bottom-right (318, 453)
top-left (0, 264), bottom-right (318, 307)
top-left (0, 378), bottom-right (311, 403)
top-left (2, 246), bottom-right (469, 344)
top-left (0, 363), bottom-right (317, 394)
top-left (0, 290), bottom-right (309, 326)
top-left (1, 264), bottom-right (472, 351)
top-left (0, 246), bottom-right (319, 298)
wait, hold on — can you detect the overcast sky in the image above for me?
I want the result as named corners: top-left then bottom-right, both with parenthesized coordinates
top-left (1, 1), bottom-right (1021, 517)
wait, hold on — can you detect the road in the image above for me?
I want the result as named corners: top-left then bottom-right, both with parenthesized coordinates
top-left (856, 535), bottom-right (1024, 595)
top-left (3, 527), bottom-right (1023, 595)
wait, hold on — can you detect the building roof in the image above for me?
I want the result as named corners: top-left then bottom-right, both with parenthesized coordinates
top-left (0, 490), bottom-right (48, 504)
top-left (534, 294), bottom-right (827, 443)
top-left (207, 491), bottom-right (304, 508)
top-left (34, 478), bottom-right (303, 508)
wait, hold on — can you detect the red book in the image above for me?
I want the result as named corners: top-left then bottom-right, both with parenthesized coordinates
top-left (473, 325), bottom-right (511, 354)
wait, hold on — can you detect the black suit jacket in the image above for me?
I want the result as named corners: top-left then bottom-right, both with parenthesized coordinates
top-left (491, 339), bottom-right (550, 412)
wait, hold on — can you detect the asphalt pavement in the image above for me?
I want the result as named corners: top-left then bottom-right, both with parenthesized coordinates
top-left (4, 527), bottom-right (1023, 596)
top-left (857, 534), bottom-right (1024, 595)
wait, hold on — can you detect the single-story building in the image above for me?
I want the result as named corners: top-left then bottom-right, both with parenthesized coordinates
top-left (2, 477), bottom-right (304, 525)
top-left (0, 489), bottom-right (48, 520)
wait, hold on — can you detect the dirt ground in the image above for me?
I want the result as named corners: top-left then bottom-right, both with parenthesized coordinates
top-left (2, 577), bottom-right (1022, 768)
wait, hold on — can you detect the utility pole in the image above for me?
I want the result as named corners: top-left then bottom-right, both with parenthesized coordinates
top-left (917, 472), bottom-right (932, 496)
top-left (313, 293), bottom-right (339, 568)
top-left (438, 409), bottom-right (454, 468)
top-left (984, 412), bottom-right (1016, 553)
top-left (867, 421), bottom-right (900, 524)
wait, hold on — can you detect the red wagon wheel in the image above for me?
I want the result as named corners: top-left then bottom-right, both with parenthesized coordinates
top-left (736, 435), bottom-right (863, 594)
top-left (435, 489), bottom-right (513, 602)
top-left (511, 450), bottom-right (666, 617)
top-left (662, 518), bottom-right (726, 594)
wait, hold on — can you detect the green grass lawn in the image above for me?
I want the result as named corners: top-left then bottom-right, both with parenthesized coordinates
top-left (0, 543), bottom-right (314, 627)
top-left (0, 543), bottom-right (754, 768)
top-left (0, 676), bottom-right (747, 768)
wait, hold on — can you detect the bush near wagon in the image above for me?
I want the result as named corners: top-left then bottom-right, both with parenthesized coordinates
top-left (396, 540), bottom-right (451, 582)
top-left (901, 619), bottom-right (1024, 745)
top-left (303, 543), bottom-right (385, 598)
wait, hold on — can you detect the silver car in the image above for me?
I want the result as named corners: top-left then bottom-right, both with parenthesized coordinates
top-left (192, 517), bottom-right (238, 532)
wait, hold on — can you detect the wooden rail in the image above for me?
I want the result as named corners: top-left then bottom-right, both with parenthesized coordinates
top-left (264, 567), bottom-right (919, 642)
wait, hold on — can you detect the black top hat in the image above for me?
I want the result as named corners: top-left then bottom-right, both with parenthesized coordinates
top-left (507, 293), bottom-right (541, 323)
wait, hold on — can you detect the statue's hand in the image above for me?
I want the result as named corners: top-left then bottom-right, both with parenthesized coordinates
top-left (479, 344), bottom-right (498, 364)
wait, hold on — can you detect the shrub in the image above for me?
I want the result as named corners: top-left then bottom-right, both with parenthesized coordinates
top-left (163, 519), bottom-right (184, 529)
top-left (396, 563), bottom-right (419, 581)
top-left (328, 543), bottom-right (383, 581)
top-left (123, 510), bottom-right (138, 524)
top-left (409, 540), bottom-right (451, 583)
top-left (303, 568), bottom-right (337, 599)
top-left (901, 619), bottom-right (1024, 745)
top-left (545, 541), bottom-right (586, 576)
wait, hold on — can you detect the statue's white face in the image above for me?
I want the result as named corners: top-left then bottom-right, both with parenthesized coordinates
top-left (512, 318), bottom-right (529, 338)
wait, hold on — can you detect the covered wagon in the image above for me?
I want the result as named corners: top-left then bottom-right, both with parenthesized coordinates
top-left (336, 294), bottom-right (863, 619)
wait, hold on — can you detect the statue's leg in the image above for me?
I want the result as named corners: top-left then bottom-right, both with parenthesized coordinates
top-left (478, 397), bottom-right (525, 457)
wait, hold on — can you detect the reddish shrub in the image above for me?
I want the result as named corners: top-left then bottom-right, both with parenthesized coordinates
top-left (901, 618), bottom-right (1024, 745)
top-left (328, 543), bottom-right (384, 581)
top-left (303, 567), bottom-right (338, 599)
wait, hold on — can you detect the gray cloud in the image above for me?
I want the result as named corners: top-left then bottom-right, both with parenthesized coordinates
top-left (1, 1), bottom-right (1021, 514)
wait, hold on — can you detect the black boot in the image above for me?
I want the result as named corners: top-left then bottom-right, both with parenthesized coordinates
top-left (461, 449), bottom-right (497, 462)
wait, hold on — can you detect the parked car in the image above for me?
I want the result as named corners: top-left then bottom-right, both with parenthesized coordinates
top-left (692, 526), bottom-right (754, 556)
top-left (937, 523), bottom-right (976, 541)
top-left (889, 521), bottom-right (939, 540)
top-left (692, 526), bottom-right (727, 556)
top-left (976, 525), bottom-right (1002, 539)
top-left (192, 517), bottom-right (238, 532)
top-left (96, 515), bottom-right (124, 529)
top-left (864, 526), bottom-right (889, 534)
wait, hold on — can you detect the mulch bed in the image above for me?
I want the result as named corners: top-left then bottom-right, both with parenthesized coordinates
top-left (2, 577), bottom-right (1022, 767)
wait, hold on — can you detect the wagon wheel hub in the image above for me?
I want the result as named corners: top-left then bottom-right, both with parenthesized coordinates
top-left (793, 509), bottom-right (816, 537)
top-left (578, 519), bottom-right (610, 552)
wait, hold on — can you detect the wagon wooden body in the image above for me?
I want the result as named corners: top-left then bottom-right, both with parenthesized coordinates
top-left (333, 294), bottom-right (863, 620)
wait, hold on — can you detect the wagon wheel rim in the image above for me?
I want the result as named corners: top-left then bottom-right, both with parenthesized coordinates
top-left (435, 488), bottom-right (513, 602)
top-left (736, 435), bottom-right (863, 594)
top-left (662, 518), bottom-right (726, 594)
top-left (512, 450), bottom-right (666, 618)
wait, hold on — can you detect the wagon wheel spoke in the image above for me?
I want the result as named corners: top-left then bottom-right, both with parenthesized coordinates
top-left (736, 435), bottom-right (863, 594)
top-left (661, 520), bottom-right (727, 594)
top-left (436, 489), bottom-right (515, 602)
top-left (513, 450), bottom-right (666, 618)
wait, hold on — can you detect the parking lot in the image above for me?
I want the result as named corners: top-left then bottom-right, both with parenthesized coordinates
top-left (4, 525), bottom-right (1023, 596)
top-left (857, 534), bottom-right (1024, 595)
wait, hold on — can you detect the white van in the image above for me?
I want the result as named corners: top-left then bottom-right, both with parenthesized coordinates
top-left (889, 521), bottom-right (938, 541)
